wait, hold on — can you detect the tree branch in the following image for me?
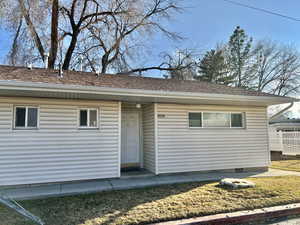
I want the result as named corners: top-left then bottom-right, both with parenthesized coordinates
top-left (18, 0), bottom-right (45, 61)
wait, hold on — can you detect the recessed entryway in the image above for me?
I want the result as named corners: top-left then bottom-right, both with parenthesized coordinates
top-left (121, 104), bottom-right (142, 170)
top-left (120, 102), bottom-right (156, 175)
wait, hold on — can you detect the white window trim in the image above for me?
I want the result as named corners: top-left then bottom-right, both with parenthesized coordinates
top-left (78, 108), bottom-right (99, 129)
top-left (14, 106), bottom-right (39, 130)
top-left (188, 111), bottom-right (245, 129)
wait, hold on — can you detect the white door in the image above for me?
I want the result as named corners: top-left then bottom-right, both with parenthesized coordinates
top-left (121, 112), bottom-right (140, 167)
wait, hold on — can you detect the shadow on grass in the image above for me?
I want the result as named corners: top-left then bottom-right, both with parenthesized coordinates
top-left (1, 181), bottom-right (213, 225)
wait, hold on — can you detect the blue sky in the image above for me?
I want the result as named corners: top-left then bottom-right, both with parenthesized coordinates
top-left (150, 0), bottom-right (300, 57)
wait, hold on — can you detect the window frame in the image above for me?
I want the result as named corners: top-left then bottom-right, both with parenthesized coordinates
top-left (78, 108), bottom-right (99, 129)
top-left (13, 106), bottom-right (39, 130)
top-left (188, 111), bottom-right (245, 129)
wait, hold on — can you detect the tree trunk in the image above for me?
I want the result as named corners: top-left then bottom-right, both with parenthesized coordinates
top-left (9, 18), bottom-right (23, 65)
top-left (18, 0), bottom-right (45, 61)
top-left (48, 0), bottom-right (59, 69)
top-left (101, 54), bottom-right (109, 73)
top-left (63, 30), bottom-right (79, 70)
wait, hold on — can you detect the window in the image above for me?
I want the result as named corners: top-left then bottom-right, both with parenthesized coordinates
top-left (231, 113), bottom-right (243, 127)
top-left (189, 113), bottom-right (202, 127)
top-left (188, 112), bottom-right (244, 128)
top-left (14, 106), bottom-right (38, 129)
top-left (79, 109), bottom-right (98, 128)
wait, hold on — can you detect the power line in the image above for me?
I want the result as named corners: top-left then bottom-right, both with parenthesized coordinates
top-left (221, 0), bottom-right (300, 22)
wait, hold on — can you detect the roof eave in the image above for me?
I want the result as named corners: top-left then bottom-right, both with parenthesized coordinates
top-left (0, 80), bottom-right (296, 106)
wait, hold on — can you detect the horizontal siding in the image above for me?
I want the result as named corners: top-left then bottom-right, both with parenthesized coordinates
top-left (143, 104), bottom-right (156, 173)
top-left (156, 104), bottom-right (269, 174)
top-left (0, 98), bottom-right (120, 186)
top-left (268, 126), bottom-right (282, 152)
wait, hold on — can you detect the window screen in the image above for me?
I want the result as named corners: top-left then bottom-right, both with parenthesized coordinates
top-left (89, 110), bottom-right (97, 127)
top-left (27, 108), bottom-right (38, 127)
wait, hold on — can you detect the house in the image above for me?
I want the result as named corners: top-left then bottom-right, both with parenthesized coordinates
top-left (0, 65), bottom-right (295, 186)
top-left (269, 116), bottom-right (300, 157)
top-left (269, 117), bottom-right (300, 132)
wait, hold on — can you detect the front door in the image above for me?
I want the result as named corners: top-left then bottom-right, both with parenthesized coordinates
top-left (121, 111), bottom-right (140, 168)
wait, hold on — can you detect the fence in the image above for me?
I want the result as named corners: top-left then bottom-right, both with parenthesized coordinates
top-left (269, 128), bottom-right (300, 155)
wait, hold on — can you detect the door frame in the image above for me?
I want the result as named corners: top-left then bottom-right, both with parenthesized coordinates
top-left (139, 110), bottom-right (144, 168)
top-left (120, 108), bottom-right (144, 170)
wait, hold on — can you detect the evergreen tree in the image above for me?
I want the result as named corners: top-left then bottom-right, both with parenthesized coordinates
top-left (196, 49), bottom-right (233, 85)
top-left (227, 26), bottom-right (253, 87)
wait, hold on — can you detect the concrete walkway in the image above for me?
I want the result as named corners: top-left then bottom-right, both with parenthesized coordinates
top-left (1, 168), bottom-right (299, 200)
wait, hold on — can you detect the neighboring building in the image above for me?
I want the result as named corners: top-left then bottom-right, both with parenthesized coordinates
top-left (269, 117), bottom-right (300, 132)
top-left (0, 65), bottom-right (294, 186)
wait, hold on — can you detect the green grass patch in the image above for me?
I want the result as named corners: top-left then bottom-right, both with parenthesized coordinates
top-left (271, 160), bottom-right (300, 172)
top-left (1, 176), bottom-right (300, 225)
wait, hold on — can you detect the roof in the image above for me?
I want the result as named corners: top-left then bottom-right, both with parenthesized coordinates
top-left (270, 118), bottom-right (300, 124)
top-left (0, 65), bottom-right (287, 98)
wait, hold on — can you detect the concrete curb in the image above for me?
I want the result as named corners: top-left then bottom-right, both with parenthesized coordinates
top-left (154, 203), bottom-right (300, 225)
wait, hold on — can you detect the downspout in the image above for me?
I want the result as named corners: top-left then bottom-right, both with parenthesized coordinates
top-left (269, 102), bottom-right (294, 120)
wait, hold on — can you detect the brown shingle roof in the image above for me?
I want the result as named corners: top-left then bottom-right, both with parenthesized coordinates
top-left (0, 65), bottom-right (284, 97)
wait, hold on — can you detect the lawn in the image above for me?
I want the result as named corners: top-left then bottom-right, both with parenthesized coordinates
top-left (1, 176), bottom-right (300, 225)
top-left (271, 160), bottom-right (300, 172)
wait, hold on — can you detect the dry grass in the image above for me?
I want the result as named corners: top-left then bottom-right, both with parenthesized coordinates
top-left (271, 160), bottom-right (300, 172)
top-left (1, 176), bottom-right (300, 225)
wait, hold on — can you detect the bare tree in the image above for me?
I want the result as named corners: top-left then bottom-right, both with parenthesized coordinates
top-left (248, 40), bottom-right (300, 96)
top-left (0, 0), bottom-right (183, 72)
top-left (17, 0), bottom-right (46, 61)
top-left (59, 0), bottom-right (131, 70)
top-left (1, 0), bottom-right (54, 65)
top-left (1, 1), bottom-right (37, 66)
top-left (271, 56), bottom-right (300, 96)
top-left (116, 48), bottom-right (196, 79)
top-left (70, 0), bottom-right (182, 73)
top-left (164, 49), bottom-right (197, 80)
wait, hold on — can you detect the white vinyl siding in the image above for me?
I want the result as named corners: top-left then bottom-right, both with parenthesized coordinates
top-left (156, 103), bottom-right (269, 174)
top-left (0, 97), bottom-right (120, 186)
top-left (142, 104), bottom-right (156, 173)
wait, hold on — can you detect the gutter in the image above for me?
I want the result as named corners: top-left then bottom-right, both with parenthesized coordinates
top-left (269, 102), bottom-right (294, 120)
